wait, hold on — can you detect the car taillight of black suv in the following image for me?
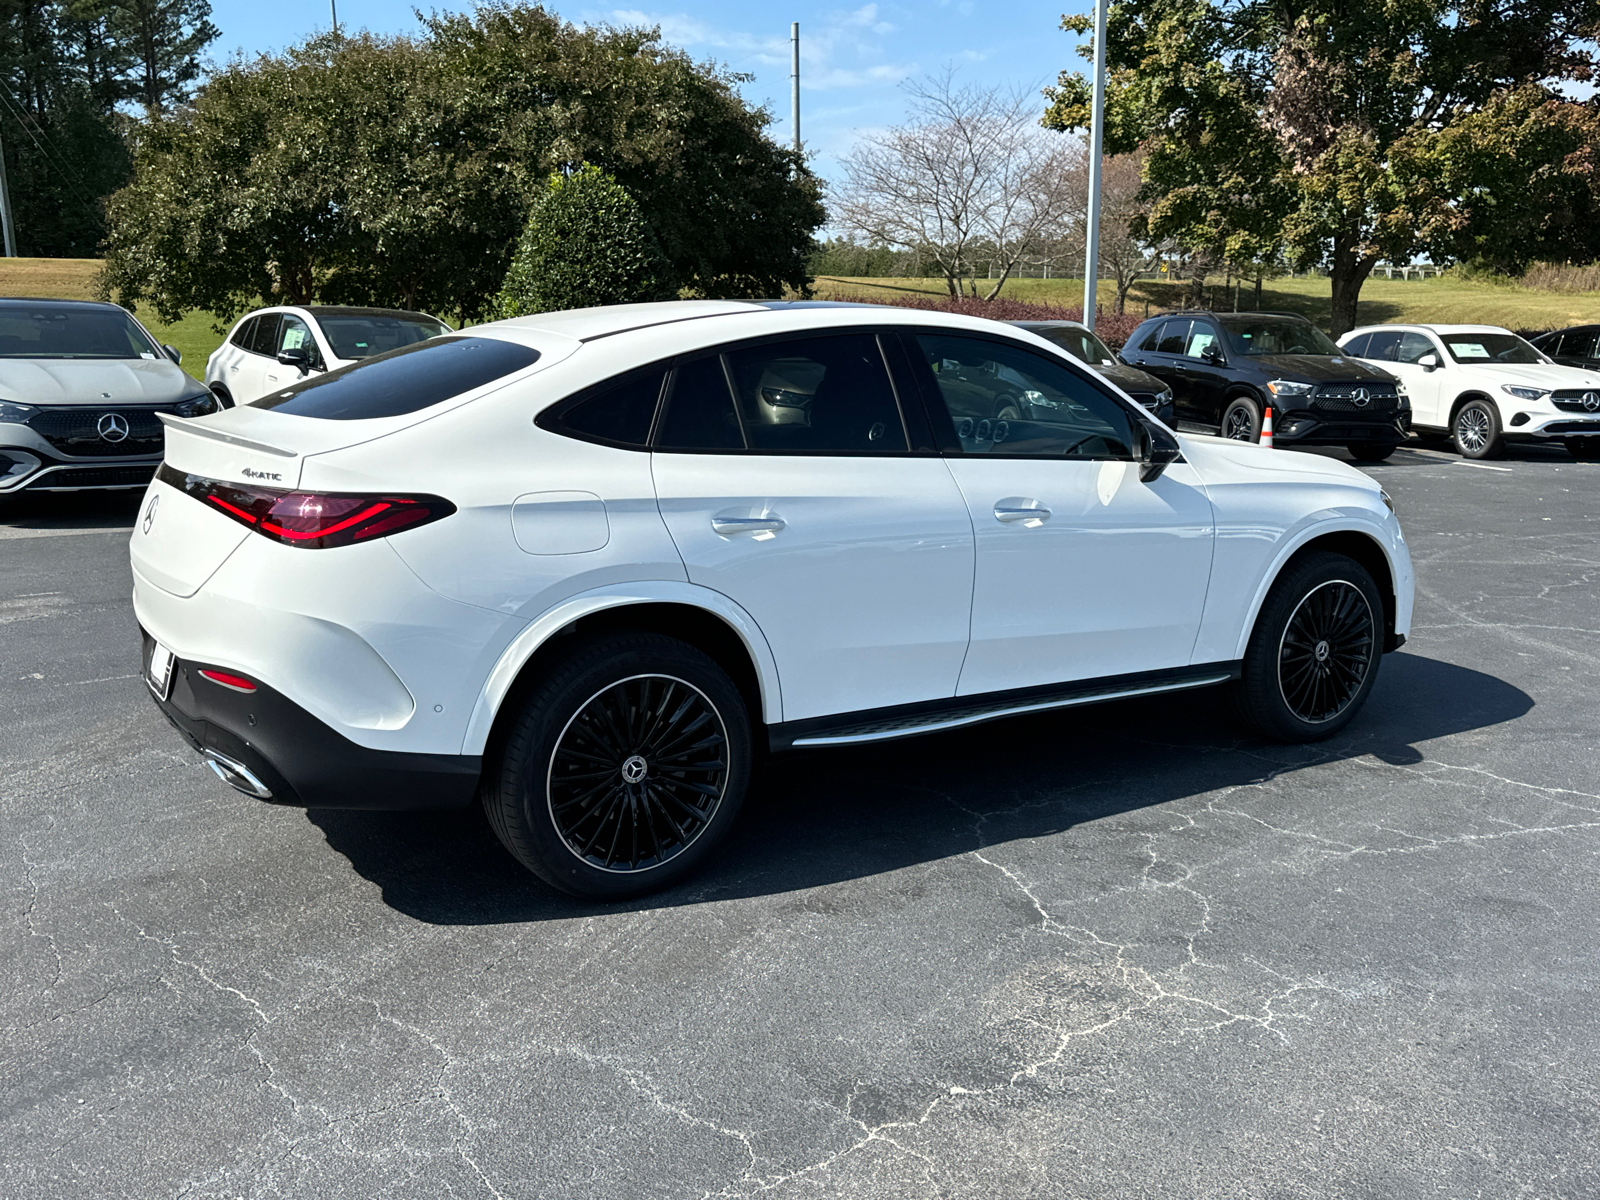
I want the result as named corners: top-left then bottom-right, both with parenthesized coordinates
top-left (1119, 311), bottom-right (1410, 461)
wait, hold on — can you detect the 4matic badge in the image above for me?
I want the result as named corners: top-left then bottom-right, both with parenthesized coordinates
top-left (240, 467), bottom-right (283, 482)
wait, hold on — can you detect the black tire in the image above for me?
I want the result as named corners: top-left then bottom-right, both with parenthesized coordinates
top-left (481, 632), bottom-right (752, 900)
top-left (1348, 442), bottom-right (1396, 462)
top-left (1235, 551), bottom-right (1384, 742)
top-left (1566, 437), bottom-right (1600, 461)
top-left (994, 394), bottom-right (1024, 421)
top-left (1451, 398), bottom-right (1504, 459)
top-left (1221, 396), bottom-right (1262, 442)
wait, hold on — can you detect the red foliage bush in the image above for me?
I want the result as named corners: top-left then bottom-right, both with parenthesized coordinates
top-left (828, 291), bottom-right (1147, 348)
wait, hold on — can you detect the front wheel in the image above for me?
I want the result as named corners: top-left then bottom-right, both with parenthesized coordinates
top-left (1566, 437), bottom-right (1600, 461)
top-left (1348, 442), bottom-right (1396, 462)
top-left (1235, 551), bottom-right (1384, 742)
top-left (1452, 399), bottom-right (1504, 459)
top-left (482, 633), bottom-right (752, 900)
top-left (1221, 397), bottom-right (1262, 441)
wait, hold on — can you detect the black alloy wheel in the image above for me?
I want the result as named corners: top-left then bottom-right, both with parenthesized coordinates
top-left (1348, 442), bottom-right (1396, 462)
top-left (547, 674), bottom-right (729, 873)
top-left (482, 632), bottom-right (752, 899)
top-left (1275, 581), bottom-right (1375, 724)
top-left (1234, 551), bottom-right (1385, 741)
top-left (1452, 398), bottom-right (1504, 459)
top-left (1221, 397), bottom-right (1262, 442)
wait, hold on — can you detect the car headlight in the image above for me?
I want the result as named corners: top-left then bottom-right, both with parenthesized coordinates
top-left (1501, 384), bottom-right (1549, 401)
top-left (0, 400), bottom-right (39, 423)
top-left (1380, 488), bottom-right (1395, 514)
top-left (1156, 388), bottom-right (1173, 404)
top-left (172, 393), bottom-right (220, 418)
top-left (1267, 380), bottom-right (1314, 397)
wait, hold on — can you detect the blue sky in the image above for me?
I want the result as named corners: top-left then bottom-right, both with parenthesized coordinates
top-left (206, 2), bottom-right (1088, 189)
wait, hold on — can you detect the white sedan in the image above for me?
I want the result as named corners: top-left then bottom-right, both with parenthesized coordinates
top-left (132, 301), bottom-right (1413, 899)
top-left (204, 305), bottom-right (452, 407)
top-left (1337, 323), bottom-right (1600, 459)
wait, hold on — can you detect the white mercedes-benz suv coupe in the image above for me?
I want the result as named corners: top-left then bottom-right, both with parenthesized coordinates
top-left (205, 305), bottom-right (452, 407)
top-left (132, 301), bottom-right (1414, 899)
top-left (1337, 323), bottom-right (1600, 459)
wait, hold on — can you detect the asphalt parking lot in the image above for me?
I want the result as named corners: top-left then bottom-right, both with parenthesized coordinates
top-left (3, 440), bottom-right (1598, 1199)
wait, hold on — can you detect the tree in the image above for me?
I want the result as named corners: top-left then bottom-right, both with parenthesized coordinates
top-left (101, 5), bottom-right (823, 323)
top-left (109, 0), bottom-right (218, 112)
top-left (495, 166), bottom-right (669, 316)
top-left (1092, 150), bottom-right (1158, 314)
top-left (1044, 0), bottom-right (1600, 333)
top-left (837, 72), bottom-right (1083, 301)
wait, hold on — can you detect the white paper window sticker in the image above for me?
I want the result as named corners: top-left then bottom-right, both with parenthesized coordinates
top-left (1453, 342), bottom-right (1490, 358)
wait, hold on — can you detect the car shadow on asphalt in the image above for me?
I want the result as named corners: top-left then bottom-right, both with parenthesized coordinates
top-left (306, 651), bottom-right (1532, 925)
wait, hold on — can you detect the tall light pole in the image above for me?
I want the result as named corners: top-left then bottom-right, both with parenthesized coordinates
top-left (790, 22), bottom-right (801, 155)
top-left (1082, 0), bottom-right (1108, 332)
top-left (0, 124), bottom-right (17, 258)
top-left (330, 1), bottom-right (339, 36)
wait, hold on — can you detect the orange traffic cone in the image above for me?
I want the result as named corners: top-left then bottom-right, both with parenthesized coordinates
top-left (1260, 405), bottom-right (1274, 448)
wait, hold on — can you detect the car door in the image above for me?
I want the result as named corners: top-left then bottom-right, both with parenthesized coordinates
top-left (261, 313), bottom-right (319, 395)
top-left (1180, 319), bottom-right (1231, 426)
top-left (1392, 331), bottom-right (1448, 427)
top-left (1124, 318), bottom-right (1197, 420)
top-left (212, 316), bottom-right (257, 398)
top-left (650, 331), bottom-right (976, 722)
top-left (901, 331), bottom-right (1216, 697)
top-left (230, 313), bottom-right (281, 404)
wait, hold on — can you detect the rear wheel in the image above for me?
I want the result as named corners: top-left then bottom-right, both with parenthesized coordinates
top-left (482, 633), bottom-right (752, 900)
top-left (1348, 442), bottom-right (1396, 462)
top-left (1221, 397), bottom-right (1262, 442)
top-left (1235, 551), bottom-right (1384, 742)
top-left (1452, 399), bottom-right (1504, 459)
top-left (1566, 437), bottom-right (1600, 461)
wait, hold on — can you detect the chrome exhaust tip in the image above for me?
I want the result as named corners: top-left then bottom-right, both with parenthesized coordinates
top-left (204, 750), bottom-right (274, 800)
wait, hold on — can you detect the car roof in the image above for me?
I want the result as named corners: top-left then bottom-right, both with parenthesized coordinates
top-left (1011, 320), bottom-right (1089, 331)
top-left (300, 305), bottom-right (448, 320)
top-left (1345, 323), bottom-right (1511, 336)
top-left (0, 297), bottom-right (127, 312)
top-left (486, 299), bottom-right (992, 345)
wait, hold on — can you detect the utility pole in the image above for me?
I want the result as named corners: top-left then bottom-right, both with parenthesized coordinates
top-left (790, 22), bottom-right (801, 155)
top-left (0, 124), bottom-right (17, 258)
top-left (1081, 0), bottom-right (1108, 332)
top-left (330, 0), bottom-right (339, 36)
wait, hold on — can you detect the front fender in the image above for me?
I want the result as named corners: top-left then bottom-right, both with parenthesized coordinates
top-left (461, 580), bottom-right (784, 755)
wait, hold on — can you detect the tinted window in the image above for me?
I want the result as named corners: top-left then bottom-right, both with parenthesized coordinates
top-left (1223, 318), bottom-right (1341, 356)
top-left (543, 367), bottom-right (666, 448)
top-left (0, 304), bottom-right (159, 359)
top-left (1396, 332), bottom-right (1435, 364)
top-left (1361, 331), bottom-right (1401, 361)
top-left (277, 315), bottom-right (319, 365)
top-left (247, 314), bottom-right (282, 357)
top-left (723, 334), bottom-right (908, 454)
top-left (913, 333), bottom-right (1136, 459)
top-left (1342, 333), bottom-right (1372, 358)
top-left (1185, 323), bottom-right (1222, 359)
top-left (319, 313), bottom-right (451, 360)
top-left (655, 355), bottom-right (742, 450)
top-left (1153, 319), bottom-right (1191, 355)
top-left (230, 317), bottom-right (257, 349)
top-left (1560, 331), bottom-right (1598, 359)
top-left (254, 336), bottom-right (540, 420)
top-left (1037, 326), bottom-right (1114, 365)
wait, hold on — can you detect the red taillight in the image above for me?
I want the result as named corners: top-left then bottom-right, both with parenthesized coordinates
top-left (199, 668), bottom-right (257, 693)
top-left (158, 465), bottom-right (454, 549)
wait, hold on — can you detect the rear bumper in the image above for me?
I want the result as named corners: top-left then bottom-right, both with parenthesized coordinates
top-left (142, 629), bottom-right (480, 810)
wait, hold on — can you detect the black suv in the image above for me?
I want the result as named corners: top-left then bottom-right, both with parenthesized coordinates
top-left (1530, 325), bottom-right (1600, 371)
top-left (1120, 311), bottom-right (1409, 461)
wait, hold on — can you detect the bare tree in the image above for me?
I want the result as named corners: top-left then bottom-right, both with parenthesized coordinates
top-left (836, 72), bottom-right (1084, 301)
top-left (1092, 151), bottom-right (1161, 314)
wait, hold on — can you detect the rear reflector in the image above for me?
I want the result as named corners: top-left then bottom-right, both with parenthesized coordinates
top-left (198, 668), bottom-right (257, 693)
top-left (157, 464), bottom-right (454, 549)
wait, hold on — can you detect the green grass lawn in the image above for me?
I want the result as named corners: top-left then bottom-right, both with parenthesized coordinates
top-left (813, 272), bottom-right (1600, 332)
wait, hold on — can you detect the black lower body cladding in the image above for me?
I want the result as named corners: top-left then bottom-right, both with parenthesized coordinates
top-left (1268, 409), bottom-right (1409, 447)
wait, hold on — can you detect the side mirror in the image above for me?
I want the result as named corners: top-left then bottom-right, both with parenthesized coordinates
top-left (1203, 346), bottom-right (1225, 366)
top-left (277, 347), bottom-right (309, 368)
top-left (1137, 420), bottom-right (1182, 483)
top-left (1417, 352), bottom-right (1440, 371)
top-left (162, 344), bottom-right (181, 364)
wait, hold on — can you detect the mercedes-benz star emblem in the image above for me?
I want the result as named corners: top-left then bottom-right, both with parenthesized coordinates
top-left (97, 413), bottom-right (129, 443)
top-left (1351, 387), bottom-right (1371, 408)
top-left (142, 494), bottom-right (159, 534)
top-left (621, 755), bottom-right (648, 784)
top-left (1584, 391), bottom-right (1600, 413)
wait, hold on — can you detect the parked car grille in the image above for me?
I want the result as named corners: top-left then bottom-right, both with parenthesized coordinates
top-left (26, 464), bottom-right (158, 490)
top-left (25, 406), bottom-right (169, 458)
top-left (1311, 384), bottom-right (1399, 415)
top-left (1551, 389), bottom-right (1600, 413)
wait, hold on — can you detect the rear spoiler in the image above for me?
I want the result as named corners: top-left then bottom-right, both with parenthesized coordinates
top-left (156, 413), bottom-right (298, 459)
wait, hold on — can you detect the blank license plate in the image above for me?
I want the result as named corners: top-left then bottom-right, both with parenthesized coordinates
top-left (146, 641), bottom-right (175, 701)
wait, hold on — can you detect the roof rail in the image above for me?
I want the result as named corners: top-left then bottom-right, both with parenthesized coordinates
top-left (1159, 309), bottom-right (1308, 320)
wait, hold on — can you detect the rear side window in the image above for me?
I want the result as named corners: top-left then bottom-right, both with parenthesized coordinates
top-left (1342, 333), bottom-right (1372, 358)
top-left (230, 317), bottom-right (257, 349)
top-left (247, 314), bottom-right (282, 357)
top-left (254, 336), bottom-right (541, 420)
top-left (1153, 319), bottom-right (1191, 355)
top-left (655, 355), bottom-right (743, 450)
top-left (723, 334), bottom-right (908, 453)
top-left (540, 367), bottom-right (666, 448)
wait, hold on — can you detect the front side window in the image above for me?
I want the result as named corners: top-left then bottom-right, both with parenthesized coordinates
top-left (1566, 331), bottom-right (1600, 359)
top-left (254, 335), bottom-right (540, 419)
top-left (277, 315), bottom-right (320, 366)
top-left (1441, 332), bottom-right (1545, 364)
top-left (0, 303), bottom-right (161, 359)
top-left (318, 313), bottom-right (451, 360)
top-left (913, 333), bottom-right (1136, 459)
top-left (1185, 323), bottom-right (1222, 359)
top-left (723, 334), bottom-right (908, 453)
top-left (1224, 318), bottom-right (1341, 357)
top-left (1396, 332), bottom-right (1437, 364)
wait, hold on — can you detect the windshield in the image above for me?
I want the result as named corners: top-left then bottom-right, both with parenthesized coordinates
top-left (318, 313), bottom-right (452, 360)
top-left (1222, 319), bottom-right (1342, 357)
top-left (1441, 332), bottom-right (1547, 365)
top-left (1037, 326), bottom-right (1115, 365)
top-left (0, 304), bottom-right (161, 359)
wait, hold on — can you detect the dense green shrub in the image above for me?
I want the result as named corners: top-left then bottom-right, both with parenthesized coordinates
top-left (495, 167), bottom-right (669, 316)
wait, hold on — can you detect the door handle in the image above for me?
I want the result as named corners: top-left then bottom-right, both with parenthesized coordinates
top-left (711, 515), bottom-right (786, 536)
top-left (993, 503), bottom-right (1051, 525)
